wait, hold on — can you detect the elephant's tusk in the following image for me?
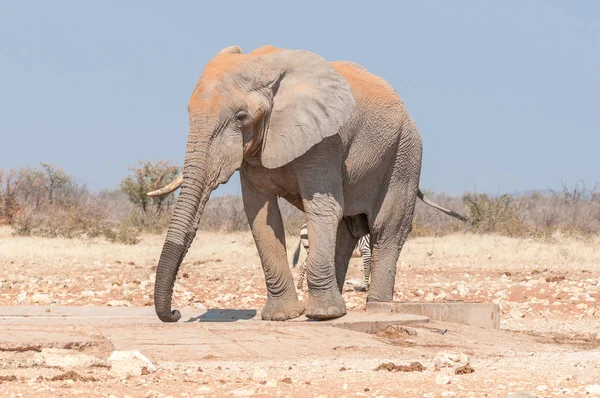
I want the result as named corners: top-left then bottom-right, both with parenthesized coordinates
top-left (147, 174), bottom-right (184, 197)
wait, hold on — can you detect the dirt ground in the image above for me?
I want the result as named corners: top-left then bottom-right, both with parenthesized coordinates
top-left (0, 226), bottom-right (599, 397)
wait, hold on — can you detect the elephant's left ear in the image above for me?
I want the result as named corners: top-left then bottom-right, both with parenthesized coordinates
top-left (255, 50), bottom-right (356, 169)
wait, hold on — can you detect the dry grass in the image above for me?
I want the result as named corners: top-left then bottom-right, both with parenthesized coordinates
top-left (3, 226), bottom-right (598, 274)
top-left (399, 232), bottom-right (600, 272)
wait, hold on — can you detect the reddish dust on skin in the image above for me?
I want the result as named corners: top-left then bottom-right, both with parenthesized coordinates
top-left (249, 45), bottom-right (284, 56)
top-left (331, 61), bottom-right (403, 107)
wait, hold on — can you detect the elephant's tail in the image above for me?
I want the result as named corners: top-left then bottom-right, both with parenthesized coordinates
top-left (292, 237), bottom-right (303, 268)
top-left (418, 189), bottom-right (468, 222)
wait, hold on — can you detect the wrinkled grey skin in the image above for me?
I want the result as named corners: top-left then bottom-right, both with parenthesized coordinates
top-left (151, 45), bottom-right (466, 323)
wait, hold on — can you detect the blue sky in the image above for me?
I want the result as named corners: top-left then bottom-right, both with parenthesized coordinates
top-left (1, 1), bottom-right (598, 196)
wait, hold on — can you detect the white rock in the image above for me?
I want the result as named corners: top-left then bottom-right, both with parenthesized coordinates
top-left (585, 385), bottom-right (600, 395)
top-left (107, 300), bottom-right (132, 307)
top-left (435, 374), bottom-right (452, 385)
top-left (229, 387), bottom-right (257, 397)
top-left (31, 293), bottom-right (52, 304)
top-left (33, 348), bottom-right (104, 368)
top-left (525, 279), bottom-right (539, 287)
top-left (265, 379), bottom-right (277, 387)
top-left (504, 392), bottom-right (537, 398)
top-left (434, 352), bottom-right (470, 370)
top-left (457, 284), bottom-right (469, 297)
top-left (252, 368), bottom-right (268, 381)
top-left (509, 309), bottom-right (524, 320)
top-left (16, 292), bottom-right (27, 304)
top-left (108, 350), bottom-right (156, 378)
top-left (144, 390), bottom-right (166, 398)
top-left (536, 385), bottom-right (547, 391)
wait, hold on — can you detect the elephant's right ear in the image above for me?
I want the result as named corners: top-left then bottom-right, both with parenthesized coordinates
top-left (255, 50), bottom-right (356, 169)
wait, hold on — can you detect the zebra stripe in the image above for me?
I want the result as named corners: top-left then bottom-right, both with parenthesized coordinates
top-left (292, 223), bottom-right (371, 292)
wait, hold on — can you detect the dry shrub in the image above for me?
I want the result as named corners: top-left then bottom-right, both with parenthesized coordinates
top-left (463, 193), bottom-right (525, 236)
top-left (3, 163), bottom-right (598, 241)
top-left (200, 196), bottom-right (248, 232)
top-left (279, 199), bottom-right (305, 236)
top-left (412, 184), bottom-right (600, 239)
top-left (120, 159), bottom-right (179, 233)
top-left (197, 196), bottom-right (305, 234)
top-left (4, 164), bottom-right (141, 244)
top-left (412, 192), bottom-right (467, 237)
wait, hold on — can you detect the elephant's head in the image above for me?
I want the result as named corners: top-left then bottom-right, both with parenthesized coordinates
top-left (153, 45), bottom-right (355, 322)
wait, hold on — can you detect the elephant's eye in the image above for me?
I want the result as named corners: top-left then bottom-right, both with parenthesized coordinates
top-left (235, 111), bottom-right (248, 123)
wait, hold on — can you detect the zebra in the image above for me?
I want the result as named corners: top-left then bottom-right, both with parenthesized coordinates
top-left (292, 223), bottom-right (372, 292)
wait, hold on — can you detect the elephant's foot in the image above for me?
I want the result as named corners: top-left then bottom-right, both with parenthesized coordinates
top-left (305, 287), bottom-right (346, 320)
top-left (261, 295), bottom-right (305, 321)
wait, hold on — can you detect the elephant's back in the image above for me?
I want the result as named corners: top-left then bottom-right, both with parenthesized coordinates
top-left (330, 61), bottom-right (404, 111)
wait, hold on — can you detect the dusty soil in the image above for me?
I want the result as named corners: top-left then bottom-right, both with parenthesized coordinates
top-left (0, 227), bottom-right (599, 397)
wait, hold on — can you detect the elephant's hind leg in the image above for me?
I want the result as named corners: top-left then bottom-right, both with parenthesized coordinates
top-left (334, 219), bottom-right (359, 293)
top-left (367, 128), bottom-right (421, 302)
top-left (367, 223), bottom-right (412, 302)
top-left (241, 173), bottom-right (304, 321)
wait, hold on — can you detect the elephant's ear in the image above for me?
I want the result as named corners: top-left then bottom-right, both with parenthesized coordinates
top-left (217, 45), bottom-right (243, 55)
top-left (256, 50), bottom-right (356, 169)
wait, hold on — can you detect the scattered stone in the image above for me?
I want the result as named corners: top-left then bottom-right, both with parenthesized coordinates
top-left (31, 293), bottom-right (51, 305)
top-left (144, 390), bottom-right (166, 398)
top-left (228, 387), bottom-right (256, 397)
top-left (435, 374), bottom-right (452, 385)
top-left (16, 292), bottom-right (27, 304)
top-left (49, 371), bottom-right (96, 382)
top-left (280, 377), bottom-right (292, 384)
top-left (433, 352), bottom-right (470, 370)
top-left (375, 325), bottom-right (417, 338)
top-left (509, 309), bottom-right (525, 320)
top-left (0, 375), bottom-right (18, 382)
top-left (33, 348), bottom-right (104, 368)
top-left (108, 351), bottom-right (156, 378)
top-left (585, 385), bottom-right (600, 395)
top-left (107, 300), bottom-right (132, 307)
top-left (374, 361), bottom-right (425, 372)
top-left (455, 365), bottom-right (475, 375)
top-left (252, 368), bottom-right (268, 382)
top-left (504, 392), bottom-right (537, 398)
top-left (545, 275), bottom-right (565, 283)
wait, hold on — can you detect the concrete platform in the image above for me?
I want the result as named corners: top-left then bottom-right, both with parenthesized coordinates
top-left (0, 306), bottom-right (428, 362)
top-left (366, 301), bottom-right (500, 329)
top-left (0, 306), bottom-right (428, 330)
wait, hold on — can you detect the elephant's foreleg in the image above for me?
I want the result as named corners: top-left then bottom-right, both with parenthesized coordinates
top-left (301, 193), bottom-right (346, 320)
top-left (241, 173), bottom-right (304, 321)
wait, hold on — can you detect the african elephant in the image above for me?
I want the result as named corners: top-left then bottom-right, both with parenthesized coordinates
top-left (148, 45), bottom-right (467, 323)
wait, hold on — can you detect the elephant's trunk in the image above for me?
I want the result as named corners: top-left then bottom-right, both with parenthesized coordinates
top-left (153, 125), bottom-right (214, 322)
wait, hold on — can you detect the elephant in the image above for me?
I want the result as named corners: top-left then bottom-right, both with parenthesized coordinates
top-left (147, 44), bottom-right (467, 323)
